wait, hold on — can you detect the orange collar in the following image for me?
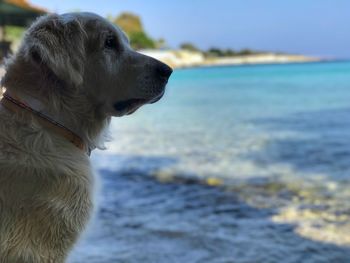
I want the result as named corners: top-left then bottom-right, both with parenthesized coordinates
top-left (1, 93), bottom-right (90, 155)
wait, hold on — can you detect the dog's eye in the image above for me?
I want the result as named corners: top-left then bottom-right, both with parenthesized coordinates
top-left (105, 36), bottom-right (117, 49)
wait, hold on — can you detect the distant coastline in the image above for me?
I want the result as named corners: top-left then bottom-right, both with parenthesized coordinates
top-left (140, 49), bottom-right (324, 69)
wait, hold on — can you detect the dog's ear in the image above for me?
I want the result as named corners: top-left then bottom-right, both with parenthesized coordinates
top-left (24, 14), bottom-right (86, 87)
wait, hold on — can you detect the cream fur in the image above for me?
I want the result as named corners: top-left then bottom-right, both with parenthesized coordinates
top-left (0, 12), bottom-right (171, 263)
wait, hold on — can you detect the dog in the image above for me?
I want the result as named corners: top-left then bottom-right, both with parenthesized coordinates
top-left (0, 12), bottom-right (172, 263)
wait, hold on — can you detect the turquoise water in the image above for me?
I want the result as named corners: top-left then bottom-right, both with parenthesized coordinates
top-left (70, 61), bottom-right (350, 262)
top-left (96, 61), bottom-right (350, 182)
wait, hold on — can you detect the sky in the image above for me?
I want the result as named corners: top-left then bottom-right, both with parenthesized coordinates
top-left (30, 0), bottom-right (350, 59)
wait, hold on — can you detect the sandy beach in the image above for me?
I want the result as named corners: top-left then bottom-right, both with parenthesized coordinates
top-left (140, 49), bottom-right (322, 69)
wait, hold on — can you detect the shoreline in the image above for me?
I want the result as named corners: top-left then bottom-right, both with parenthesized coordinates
top-left (175, 58), bottom-right (349, 70)
top-left (174, 59), bottom-right (337, 70)
top-left (140, 49), bottom-right (328, 69)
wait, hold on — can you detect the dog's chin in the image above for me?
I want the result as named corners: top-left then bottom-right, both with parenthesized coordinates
top-left (113, 92), bottom-right (165, 117)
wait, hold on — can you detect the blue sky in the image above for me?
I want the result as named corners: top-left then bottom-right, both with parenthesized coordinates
top-left (30, 0), bottom-right (350, 58)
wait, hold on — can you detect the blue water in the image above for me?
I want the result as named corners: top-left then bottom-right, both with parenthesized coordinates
top-left (70, 61), bottom-right (350, 262)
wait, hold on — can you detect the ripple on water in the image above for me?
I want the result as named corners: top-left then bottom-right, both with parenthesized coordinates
top-left (69, 170), bottom-right (350, 263)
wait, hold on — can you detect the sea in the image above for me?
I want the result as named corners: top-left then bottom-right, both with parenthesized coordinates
top-left (69, 61), bottom-right (350, 263)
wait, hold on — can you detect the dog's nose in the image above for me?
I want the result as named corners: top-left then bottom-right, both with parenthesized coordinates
top-left (156, 63), bottom-right (173, 79)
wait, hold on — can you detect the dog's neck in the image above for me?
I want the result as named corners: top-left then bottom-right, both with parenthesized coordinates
top-left (1, 57), bottom-right (111, 152)
top-left (7, 89), bottom-right (82, 138)
top-left (2, 89), bottom-right (92, 154)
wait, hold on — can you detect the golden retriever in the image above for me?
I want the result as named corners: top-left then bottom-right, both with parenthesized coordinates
top-left (0, 12), bottom-right (172, 263)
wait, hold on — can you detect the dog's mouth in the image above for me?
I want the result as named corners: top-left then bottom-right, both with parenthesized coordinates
top-left (114, 99), bottom-right (147, 112)
top-left (113, 92), bottom-right (164, 115)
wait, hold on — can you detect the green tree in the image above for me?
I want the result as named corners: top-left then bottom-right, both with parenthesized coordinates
top-left (4, 26), bottom-right (25, 43)
top-left (206, 47), bottom-right (225, 57)
top-left (113, 12), bottom-right (155, 50)
top-left (129, 32), bottom-right (155, 49)
top-left (205, 47), bottom-right (261, 57)
top-left (238, 49), bottom-right (255, 55)
top-left (224, 49), bottom-right (236, 56)
top-left (180, 43), bottom-right (200, 52)
top-left (114, 13), bottom-right (143, 35)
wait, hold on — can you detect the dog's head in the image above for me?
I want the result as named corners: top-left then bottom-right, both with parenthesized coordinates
top-left (18, 12), bottom-right (172, 117)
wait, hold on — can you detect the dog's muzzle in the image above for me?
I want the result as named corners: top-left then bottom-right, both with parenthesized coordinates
top-left (156, 62), bottom-right (173, 81)
top-left (113, 61), bottom-right (172, 114)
